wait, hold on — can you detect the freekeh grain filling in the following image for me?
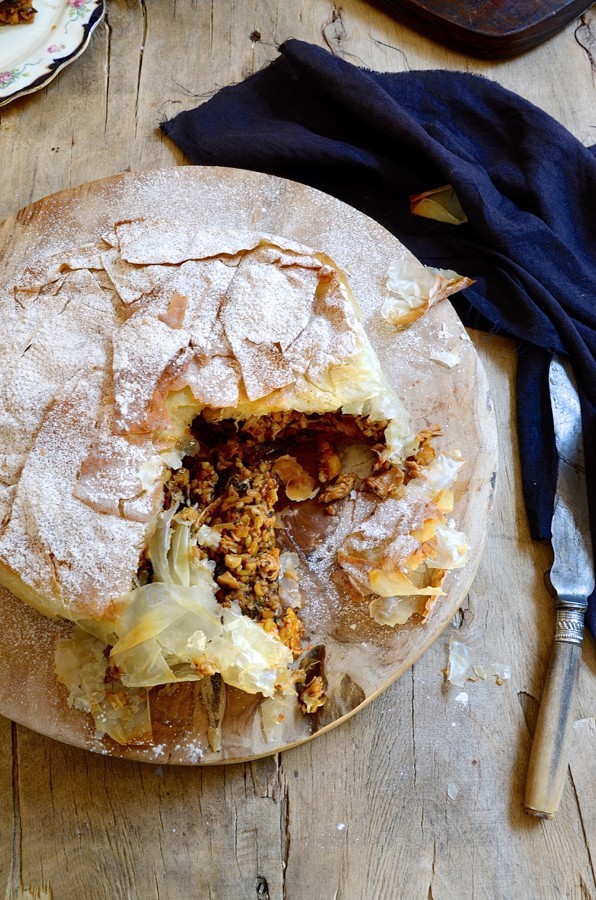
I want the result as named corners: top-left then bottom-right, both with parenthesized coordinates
top-left (153, 410), bottom-right (443, 709)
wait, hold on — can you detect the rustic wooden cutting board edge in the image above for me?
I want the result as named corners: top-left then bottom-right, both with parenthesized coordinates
top-left (0, 166), bottom-right (498, 765)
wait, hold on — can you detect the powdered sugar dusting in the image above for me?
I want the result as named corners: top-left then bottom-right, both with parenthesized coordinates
top-left (0, 370), bottom-right (148, 620)
top-left (0, 269), bottom-right (118, 502)
top-left (112, 302), bottom-right (190, 433)
top-left (104, 222), bottom-right (392, 429)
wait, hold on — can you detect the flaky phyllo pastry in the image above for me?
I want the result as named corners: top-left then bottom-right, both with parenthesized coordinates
top-left (0, 221), bottom-right (468, 746)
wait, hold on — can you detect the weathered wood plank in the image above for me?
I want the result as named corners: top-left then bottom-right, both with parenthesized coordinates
top-left (4, 727), bottom-right (285, 900)
top-left (2, 0), bottom-right (594, 224)
top-left (569, 716), bottom-right (596, 890)
top-left (0, 719), bottom-right (15, 892)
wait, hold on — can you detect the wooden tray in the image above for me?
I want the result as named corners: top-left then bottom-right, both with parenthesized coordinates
top-left (372, 0), bottom-right (592, 57)
top-left (0, 168), bottom-right (497, 765)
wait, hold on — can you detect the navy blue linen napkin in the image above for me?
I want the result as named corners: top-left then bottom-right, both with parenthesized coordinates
top-left (162, 39), bottom-right (596, 637)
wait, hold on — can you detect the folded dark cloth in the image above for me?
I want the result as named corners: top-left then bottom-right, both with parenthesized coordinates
top-left (162, 38), bottom-right (596, 637)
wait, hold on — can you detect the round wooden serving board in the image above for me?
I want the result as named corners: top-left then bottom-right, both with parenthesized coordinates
top-left (0, 168), bottom-right (497, 765)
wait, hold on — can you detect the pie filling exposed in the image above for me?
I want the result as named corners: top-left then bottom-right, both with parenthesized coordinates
top-left (56, 409), bottom-right (464, 746)
top-left (0, 220), bottom-right (469, 749)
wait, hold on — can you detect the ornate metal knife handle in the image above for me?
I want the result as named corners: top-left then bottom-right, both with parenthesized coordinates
top-left (554, 607), bottom-right (586, 645)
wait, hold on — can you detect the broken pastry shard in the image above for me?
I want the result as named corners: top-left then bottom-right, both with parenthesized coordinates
top-left (382, 258), bottom-right (473, 329)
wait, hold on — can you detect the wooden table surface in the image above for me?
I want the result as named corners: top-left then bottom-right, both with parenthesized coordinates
top-left (1, 3), bottom-right (595, 898)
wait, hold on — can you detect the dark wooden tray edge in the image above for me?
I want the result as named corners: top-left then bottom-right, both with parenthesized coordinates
top-left (369, 0), bottom-right (592, 58)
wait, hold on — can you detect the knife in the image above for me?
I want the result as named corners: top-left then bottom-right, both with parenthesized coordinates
top-left (524, 356), bottom-right (595, 819)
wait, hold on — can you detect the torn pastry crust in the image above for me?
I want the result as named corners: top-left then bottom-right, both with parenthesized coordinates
top-left (0, 221), bottom-right (468, 746)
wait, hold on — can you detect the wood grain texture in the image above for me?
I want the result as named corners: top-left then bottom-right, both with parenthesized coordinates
top-left (0, 2), bottom-right (595, 898)
top-left (525, 639), bottom-right (583, 818)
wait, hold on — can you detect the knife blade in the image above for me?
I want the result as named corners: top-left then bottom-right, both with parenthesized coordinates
top-left (524, 356), bottom-right (595, 819)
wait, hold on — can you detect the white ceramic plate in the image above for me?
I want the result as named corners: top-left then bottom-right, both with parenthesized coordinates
top-left (0, 0), bottom-right (105, 107)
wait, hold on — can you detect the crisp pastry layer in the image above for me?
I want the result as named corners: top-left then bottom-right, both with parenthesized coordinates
top-left (0, 221), bottom-right (468, 746)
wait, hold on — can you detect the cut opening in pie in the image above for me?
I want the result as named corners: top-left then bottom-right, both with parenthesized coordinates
top-left (55, 409), bottom-right (466, 746)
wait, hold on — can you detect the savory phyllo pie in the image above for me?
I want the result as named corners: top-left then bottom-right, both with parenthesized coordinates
top-left (0, 221), bottom-right (467, 746)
